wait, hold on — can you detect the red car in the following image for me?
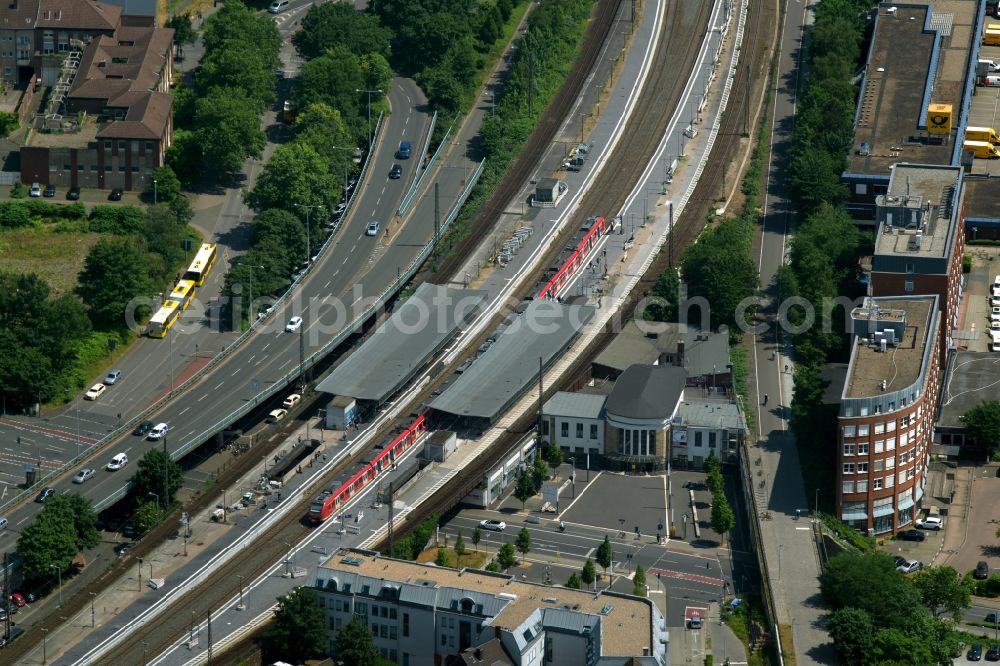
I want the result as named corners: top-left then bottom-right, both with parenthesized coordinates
top-left (10, 593), bottom-right (26, 607)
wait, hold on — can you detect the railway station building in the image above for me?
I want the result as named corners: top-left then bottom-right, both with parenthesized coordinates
top-left (317, 284), bottom-right (486, 422)
top-left (836, 295), bottom-right (941, 535)
top-left (314, 548), bottom-right (668, 666)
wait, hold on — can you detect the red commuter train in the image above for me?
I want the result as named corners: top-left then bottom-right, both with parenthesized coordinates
top-left (537, 215), bottom-right (611, 300)
top-left (308, 414), bottom-right (428, 523)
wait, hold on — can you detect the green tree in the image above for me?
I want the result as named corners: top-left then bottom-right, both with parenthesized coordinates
top-left (643, 268), bottom-right (679, 322)
top-left (454, 532), bottom-right (466, 563)
top-left (193, 89), bottom-right (266, 177)
top-left (704, 450), bottom-right (721, 479)
top-left (513, 469), bottom-right (535, 511)
top-left (820, 552), bottom-right (924, 631)
top-left (202, 1), bottom-right (281, 64)
top-left (633, 565), bottom-right (647, 597)
top-left (912, 566), bottom-right (971, 621)
top-left (264, 587), bottom-right (328, 664)
top-left (581, 558), bottom-right (596, 588)
top-left (680, 216), bottom-right (759, 332)
top-left (531, 455), bottom-right (548, 491)
top-left (16, 513), bottom-right (78, 579)
top-left (147, 165), bottom-right (181, 204)
top-left (516, 527), bottom-right (531, 562)
top-left (485, 560), bottom-right (500, 573)
top-left (827, 607), bottom-right (875, 665)
top-left (292, 47), bottom-right (365, 136)
top-left (133, 500), bottom-right (162, 536)
top-left (471, 525), bottom-right (481, 551)
top-left (143, 205), bottom-right (192, 285)
top-left (44, 493), bottom-right (100, 551)
top-left (293, 1), bottom-right (392, 60)
top-left (962, 400), bottom-right (1000, 451)
top-left (360, 53), bottom-right (394, 94)
top-left (295, 102), bottom-right (357, 177)
top-left (566, 573), bottom-right (582, 589)
top-left (165, 13), bottom-right (197, 46)
top-left (710, 494), bottom-right (735, 545)
top-left (546, 443), bottom-right (563, 476)
top-left (253, 209), bottom-right (308, 275)
top-left (595, 535), bottom-right (613, 581)
top-left (246, 142), bottom-right (337, 233)
top-left (435, 547), bottom-right (450, 567)
top-left (497, 542), bottom-right (517, 571)
top-left (197, 42), bottom-right (277, 107)
top-left (131, 449), bottom-right (184, 506)
top-left (76, 236), bottom-right (154, 330)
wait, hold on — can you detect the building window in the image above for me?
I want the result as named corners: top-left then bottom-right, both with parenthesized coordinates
top-left (590, 424), bottom-right (598, 440)
top-left (875, 440), bottom-right (884, 453)
top-left (887, 437), bottom-right (896, 450)
top-left (403, 613), bottom-right (409, 637)
top-left (694, 431), bottom-right (703, 447)
top-left (145, 142), bottom-right (153, 151)
top-left (709, 432), bottom-right (717, 448)
top-left (843, 425), bottom-right (856, 437)
top-left (886, 475), bottom-right (894, 488)
top-left (874, 478), bottom-right (883, 490)
top-left (886, 456), bottom-right (895, 469)
top-left (905, 263), bottom-right (915, 274)
top-left (887, 420), bottom-right (896, 432)
top-left (843, 463), bottom-right (855, 474)
top-left (858, 462), bottom-right (868, 473)
top-left (874, 459), bottom-right (883, 472)
top-left (390, 626), bottom-right (397, 640)
top-left (843, 443), bottom-right (855, 456)
top-left (441, 634), bottom-right (447, 646)
top-left (857, 479), bottom-right (868, 492)
top-left (856, 183), bottom-right (867, 195)
top-left (875, 422), bottom-right (885, 435)
top-left (904, 279), bottom-right (913, 293)
top-left (576, 423), bottom-right (583, 438)
top-left (842, 480), bottom-right (854, 494)
top-left (560, 422), bottom-right (568, 438)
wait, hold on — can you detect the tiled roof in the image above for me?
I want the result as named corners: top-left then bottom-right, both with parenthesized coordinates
top-left (95, 91), bottom-right (171, 139)
top-left (36, 0), bottom-right (120, 31)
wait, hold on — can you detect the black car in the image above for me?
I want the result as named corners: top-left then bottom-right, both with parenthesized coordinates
top-left (987, 613), bottom-right (998, 625)
top-left (114, 542), bottom-right (135, 557)
top-left (67, 186), bottom-right (80, 200)
top-left (34, 487), bottom-right (54, 503)
top-left (987, 644), bottom-right (1000, 661)
top-left (970, 643), bottom-right (984, 661)
top-left (132, 420), bottom-right (154, 436)
top-left (108, 188), bottom-right (123, 201)
top-left (897, 529), bottom-right (925, 542)
top-left (893, 555), bottom-right (907, 568)
top-left (977, 560), bottom-right (991, 580)
top-left (388, 164), bottom-right (402, 179)
top-left (43, 184), bottom-right (55, 197)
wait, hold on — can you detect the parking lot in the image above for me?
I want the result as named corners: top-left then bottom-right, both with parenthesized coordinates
top-left (961, 247), bottom-right (1000, 352)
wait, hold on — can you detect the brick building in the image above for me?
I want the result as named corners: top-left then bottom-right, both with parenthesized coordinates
top-left (837, 296), bottom-right (941, 535)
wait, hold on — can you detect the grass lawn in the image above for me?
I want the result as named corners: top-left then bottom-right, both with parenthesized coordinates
top-left (0, 228), bottom-right (100, 294)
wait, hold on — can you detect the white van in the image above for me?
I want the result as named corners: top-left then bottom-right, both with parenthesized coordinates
top-left (0, 517), bottom-right (7, 530)
top-left (107, 453), bottom-right (128, 471)
top-left (980, 59), bottom-right (1000, 72)
top-left (268, 0), bottom-right (289, 13)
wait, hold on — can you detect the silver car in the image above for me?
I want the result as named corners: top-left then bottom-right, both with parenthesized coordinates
top-left (73, 468), bottom-right (96, 484)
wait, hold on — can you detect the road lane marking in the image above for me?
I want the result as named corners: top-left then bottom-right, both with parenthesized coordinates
top-left (214, 381), bottom-right (224, 390)
top-left (232, 368), bottom-right (241, 376)
top-left (178, 407), bottom-right (190, 416)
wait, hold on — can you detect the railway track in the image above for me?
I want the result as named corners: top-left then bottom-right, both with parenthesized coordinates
top-left (372, 0), bottom-right (775, 549)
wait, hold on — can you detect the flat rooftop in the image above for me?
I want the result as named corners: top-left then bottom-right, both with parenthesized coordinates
top-left (849, 2), bottom-right (973, 175)
top-left (431, 301), bottom-right (595, 421)
top-left (874, 164), bottom-right (961, 259)
top-left (845, 297), bottom-right (934, 398)
top-left (963, 175), bottom-right (1000, 220)
top-left (316, 284), bottom-right (485, 402)
top-left (318, 549), bottom-right (654, 658)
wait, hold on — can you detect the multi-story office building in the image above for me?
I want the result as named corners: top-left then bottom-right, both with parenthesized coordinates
top-left (314, 548), bottom-right (668, 666)
top-left (836, 296), bottom-right (941, 535)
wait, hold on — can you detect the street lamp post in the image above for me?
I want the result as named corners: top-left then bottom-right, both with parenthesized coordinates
top-left (356, 88), bottom-right (384, 151)
top-left (41, 628), bottom-right (48, 664)
top-left (331, 144), bottom-right (355, 199)
top-left (294, 203), bottom-right (324, 265)
top-left (568, 457), bottom-right (575, 497)
top-left (237, 574), bottom-right (246, 610)
top-left (283, 541), bottom-right (294, 576)
top-left (153, 179), bottom-right (157, 205)
top-left (90, 591), bottom-right (97, 627)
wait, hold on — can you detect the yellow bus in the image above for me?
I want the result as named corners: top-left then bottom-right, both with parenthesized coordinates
top-left (148, 300), bottom-right (181, 338)
top-left (183, 243), bottom-right (217, 286)
top-left (168, 279), bottom-right (196, 311)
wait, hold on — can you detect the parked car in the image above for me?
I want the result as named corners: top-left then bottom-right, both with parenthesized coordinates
top-left (688, 612), bottom-right (703, 629)
top-left (9, 593), bottom-right (26, 607)
top-left (29, 182), bottom-right (41, 197)
top-left (268, 409), bottom-right (287, 423)
top-left (133, 420), bottom-right (154, 436)
top-left (915, 516), bottom-right (942, 530)
top-left (84, 383), bottom-right (106, 400)
top-left (989, 644), bottom-right (1000, 662)
top-left (282, 394), bottom-right (301, 409)
top-left (897, 529), bottom-right (925, 542)
top-left (34, 487), bottom-right (54, 503)
top-left (897, 559), bottom-right (922, 574)
top-left (970, 643), bottom-right (984, 661)
top-left (986, 613), bottom-right (998, 625)
top-left (147, 423), bottom-right (169, 440)
top-left (115, 542), bottom-right (135, 557)
top-left (104, 369), bottom-right (122, 385)
top-left (67, 186), bottom-right (80, 200)
top-left (73, 468), bottom-right (95, 484)
top-left (366, 220), bottom-right (380, 236)
top-left (108, 188), bottom-right (123, 201)
top-left (43, 184), bottom-right (55, 198)
top-left (976, 561), bottom-right (991, 579)
top-left (388, 164), bottom-right (402, 179)
top-left (479, 519), bottom-right (506, 532)
top-left (992, 306), bottom-right (1000, 321)
top-left (893, 555), bottom-right (907, 568)
top-left (285, 316), bottom-right (303, 332)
